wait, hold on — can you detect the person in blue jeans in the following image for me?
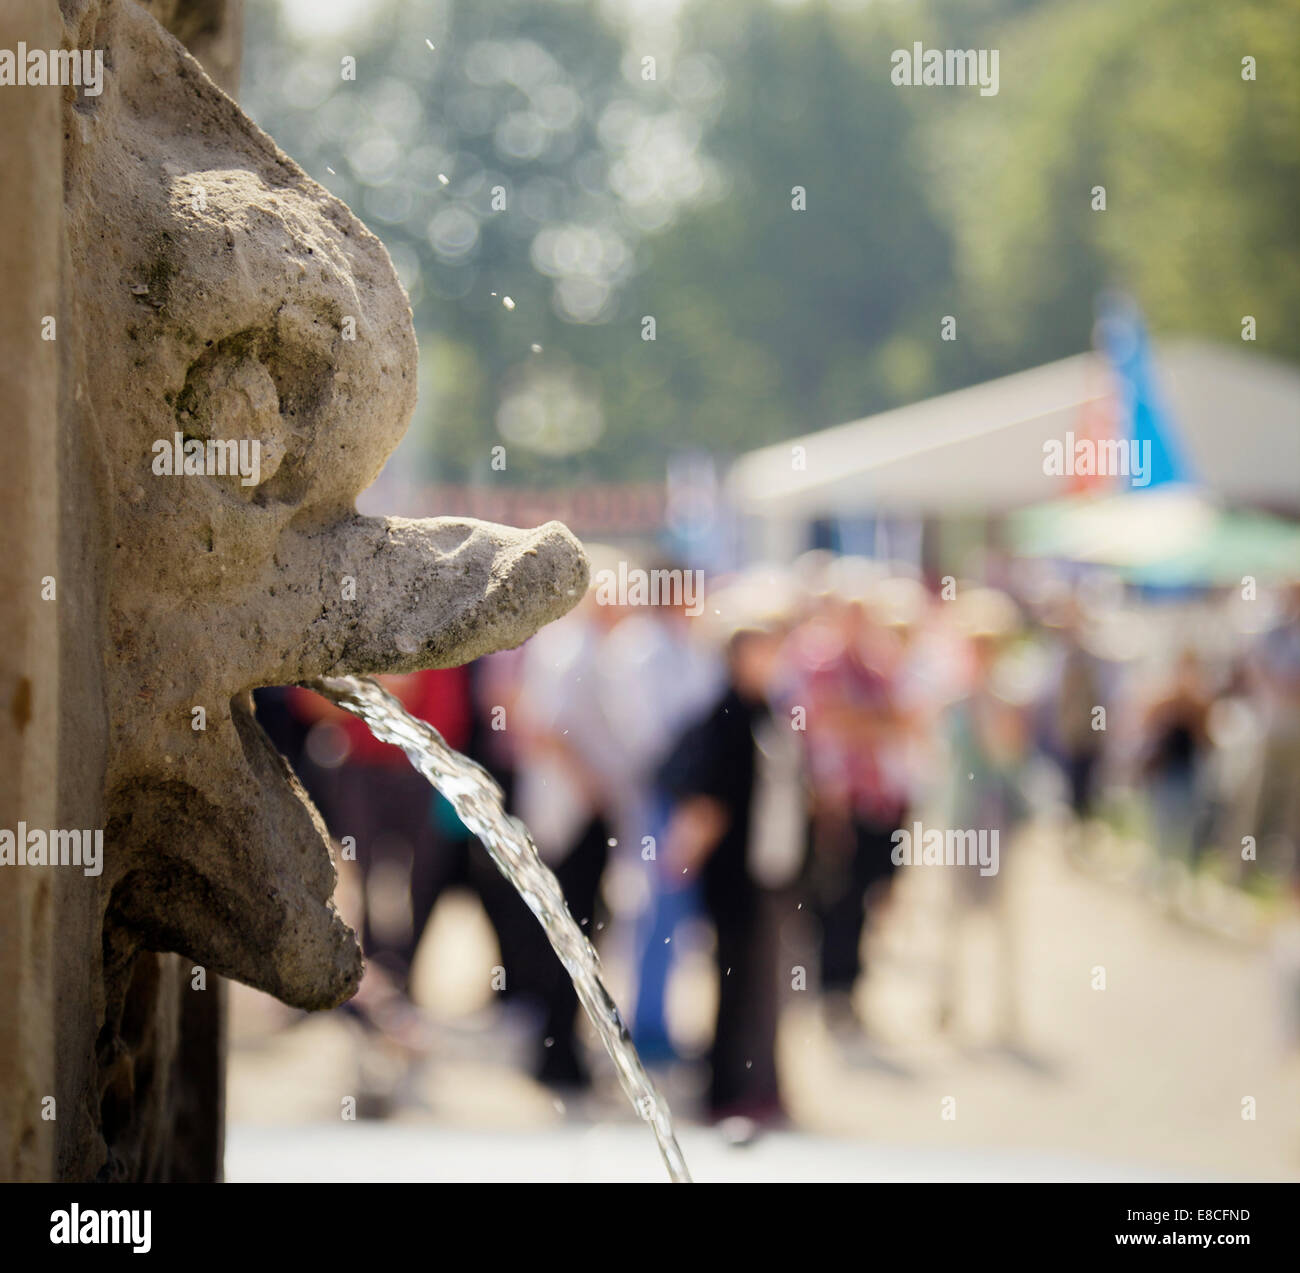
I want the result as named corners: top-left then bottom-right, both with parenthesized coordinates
top-left (632, 792), bottom-right (700, 1063)
top-left (609, 592), bottom-right (723, 1063)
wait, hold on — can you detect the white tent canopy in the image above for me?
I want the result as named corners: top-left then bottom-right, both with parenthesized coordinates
top-left (726, 342), bottom-right (1300, 518)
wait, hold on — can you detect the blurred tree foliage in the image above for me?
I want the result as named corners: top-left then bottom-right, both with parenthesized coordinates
top-left (242, 0), bottom-right (1299, 487)
top-left (932, 0), bottom-right (1300, 372)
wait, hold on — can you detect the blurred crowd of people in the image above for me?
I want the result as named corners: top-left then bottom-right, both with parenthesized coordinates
top-left (255, 551), bottom-right (1300, 1127)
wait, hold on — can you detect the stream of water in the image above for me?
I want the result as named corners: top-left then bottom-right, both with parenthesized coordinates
top-left (310, 674), bottom-right (692, 1183)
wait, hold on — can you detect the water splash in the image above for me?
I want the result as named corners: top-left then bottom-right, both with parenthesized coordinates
top-left (310, 674), bottom-right (692, 1183)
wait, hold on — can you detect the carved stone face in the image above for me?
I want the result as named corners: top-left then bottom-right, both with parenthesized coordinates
top-left (58, 0), bottom-right (586, 1010)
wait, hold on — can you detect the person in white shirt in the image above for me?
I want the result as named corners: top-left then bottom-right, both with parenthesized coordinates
top-left (513, 565), bottom-right (631, 1088)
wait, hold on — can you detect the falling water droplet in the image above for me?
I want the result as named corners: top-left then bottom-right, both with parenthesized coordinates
top-left (502, 296), bottom-right (516, 310)
top-left (437, 173), bottom-right (449, 186)
top-left (425, 38), bottom-right (436, 50)
top-left (530, 343), bottom-right (543, 353)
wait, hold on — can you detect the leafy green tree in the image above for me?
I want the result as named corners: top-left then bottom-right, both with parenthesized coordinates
top-left (932, 0), bottom-right (1300, 371)
top-left (242, 0), bottom-right (1297, 488)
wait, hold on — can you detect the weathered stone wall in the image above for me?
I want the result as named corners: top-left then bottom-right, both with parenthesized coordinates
top-left (0, 0), bottom-right (63, 1189)
top-left (2, 0), bottom-right (245, 1187)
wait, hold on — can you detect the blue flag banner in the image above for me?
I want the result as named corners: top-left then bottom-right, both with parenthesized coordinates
top-left (1095, 295), bottom-right (1195, 489)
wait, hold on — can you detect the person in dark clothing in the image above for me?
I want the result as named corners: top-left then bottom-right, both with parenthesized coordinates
top-left (1142, 648), bottom-right (1211, 868)
top-left (528, 816), bottom-right (610, 1087)
top-left (658, 625), bottom-right (796, 1123)
top-left (1042, 606), bottom-right (1107, 825)
top-left (816, 818), bottom-right (901, 993)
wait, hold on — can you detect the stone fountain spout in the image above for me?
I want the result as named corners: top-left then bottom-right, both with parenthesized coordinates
top-left (107, 512), bottom-right (587, 1014)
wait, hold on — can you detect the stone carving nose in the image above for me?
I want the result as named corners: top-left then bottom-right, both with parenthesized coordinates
top-left (271, 515), bottom-right (589, 683)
